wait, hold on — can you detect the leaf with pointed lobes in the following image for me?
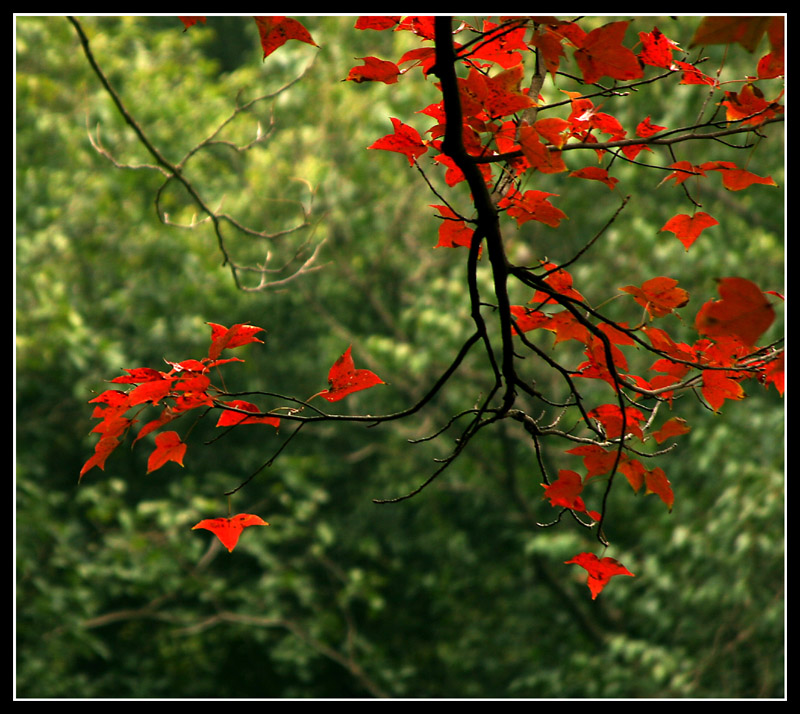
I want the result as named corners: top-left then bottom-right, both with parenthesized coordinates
top-left (216, 400), bottom-right (280, 429)
top-left (572, 21), bottom-right (643, 85)
top-left (207, 322), bottom-right (265, 360)
top-left (660, 212), bottom-right (719, 251)
top-left (192, 514), bottom-right (270, 553)
top-left (695, 277), bottom-right (775, 348)
top-left (316, 346), bottom-right (384, 403)
top-left (542, 470), bottom-right (601, 521)
top-left (346, 57), bottom-right (401, 84)
top-left (565, 552), bottom-right (635, 600)
top-left (146, 431), bottom-right (186, 473)
top-left (368, 117), bottom-right (428, 166)
top-left (620, 276), bottom-right (690, 317)
top-left (253, 17), bottom-right (317, 60)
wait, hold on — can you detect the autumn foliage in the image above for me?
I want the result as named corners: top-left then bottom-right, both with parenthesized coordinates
top-left (80, 16), bottom-right (783, 594)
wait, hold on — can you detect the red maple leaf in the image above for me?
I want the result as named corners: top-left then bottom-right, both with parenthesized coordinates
top-left (216, 400), bottom-right (280, 429)
top-left (620, 276), bottom-right (690, 317)
top-left (660, 212), bottom-right (719, 250)
top-left (354, 16), bottom-right (401, 31)
top-left (431, 204), bottom-right (476, 250)
top-left (700, 161), bottom-right (778, 191)
top-left (498, 188), bottom-right (567, 228)
top-left (565, 552), bottom-right (635, 599)
top-left (207, 322), bottom-right (265, 360)
top-left (368, 117), bottom-right (428, 166)
top-left (253, 17), bottom-right (317, 60)
top-left (192, 513), bottom-right (270, 553)
top-left (695, 277), bottom-right (775, 348)
top-left (316, 346), bottom-right (384, 403)
top-left (542, 470), bottom-right (601, 521)
top-left (146, 431), bottom-right (187, 473)
top-left (346, 56), bottom-right (401, 84)
top-left (573, 21), bottom-right (644, 85)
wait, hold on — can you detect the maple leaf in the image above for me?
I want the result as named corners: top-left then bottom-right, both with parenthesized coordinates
top-left (645, 467), bottom-right (674, 511)
top-left (346, 57), bottom-right (401, 84)
top-left (652, 417), bottom-right (691, 444)
top-left (316, 346), bottom-right (384, 403)
top-left (207, 322), bottom-right (265, 360)
top-left (509, 305), bottom-right (549, 335)
top-left (253, 17), bottom-right (317, 60)
top-left (620, 276), bottom-right (690, 318)
top-left (660, 212), bottom-right (719, 250)
top-left (689, 16), bottom-right (773, 53)
top-left (573, 21), bottom-right (643, 85)
top-left (368, 117), bottom-right (428, 166)
top-left (720, 84), bottom-right (784, 126)
top-left (216, 400), bottom-right (280, 429)
top-left (638, 27), bottom-right (682, 68)
top-left (354, 16), bottom-right (402, 31)
top-left (673, 60), bottom-right (717, 86)
top-left (192, 513), bottom-right (270, 553)
top-left (588, 404), bottom-right (645, 441)
top-left (542, 470), bottom-right (601, 521)
top-left (702, 369), bottom-right (745, 412)
top-left (146, 431), bottom-right (187, 473)
top-left (80, 436), bottom-right (121, 480)
top-left (518, 127), bottom-right (567, 174)
top-left (431, 204), bottom-right (476, 250)
top-left (695, 277), bottom-right (775, 348)
top-left (566, 552), bottom-right (635, 599)
top-left (569, 166), bottom-right (618, 190)
top-left (498, 189), bottom-right (567, 228)
top-left (470, 21), bottom-right (528, 69)
top-left (700, 161), bottom-right (777, 192)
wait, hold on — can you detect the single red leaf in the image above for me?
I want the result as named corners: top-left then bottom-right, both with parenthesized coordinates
top-left (565, 552), bottom-right (635, 600)
top-left (660, 212), bottom-right (719, 250)
top-left (208, 322), bottom-right (265, 360)
top-left (146, 431), bottom-right (187, 473)
top-left (431, 205), bottom-right (476, 250)
top-left (645, 466), bottom-right (674, 511)
top-left (518, 126), bottom-right (568, 174)
top-left (573, 21), bottom-right (643, 85)
top-left (509, 305), bottom-right (549, 335)
top-left (346, 56), bottom-right (401, 84)
top-left (620, 276), bottom-right (690, 317)
top-left (588, 404), bottom-right (645, 440)
top-left (317, 346), bottom-right (384, 403)
top-left (354, 16), bottom-right (401, 31)
top-left (652, 417), bottom-right (691, 444)
top-left (541, 470), bottom-right (600, 521)
top-left (253, 17), bottom-right (317, 60)
top-left (569, 166), bottom-right (619, 190)
top-left (700, 161), bottom-right (777, 191)
top-left (192, 513), bottom-right (270, 553)
top-left (702, 369), bottom-right (746, 412)
top-left (638, 27), bottom-right (681, 68)
top-left (216, 400), bottom-right (280, 429)
top-left (689, 16), bottom-right (773, 53)
top-left (695, 277), bottom-right (775, 347)
top-left (80, 436), bottom-right (121, 480)
top-left (368, 117), bottom-right (428, 166)
top-left (498, 188), bottom-right (567, 228)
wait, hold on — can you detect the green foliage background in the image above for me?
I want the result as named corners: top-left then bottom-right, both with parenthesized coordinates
top-left (16, 16), bottom-right (784, 698)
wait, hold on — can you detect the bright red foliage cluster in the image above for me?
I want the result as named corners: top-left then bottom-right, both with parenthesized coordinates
top-left (83, 16), bottom-right (783, 589)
